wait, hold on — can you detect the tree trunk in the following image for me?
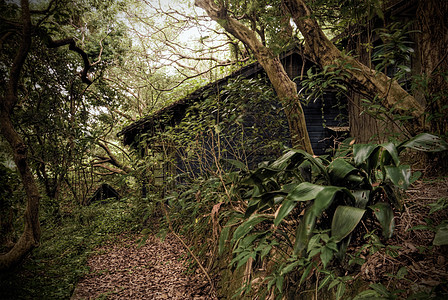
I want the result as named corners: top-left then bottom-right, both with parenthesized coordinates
top-left (283, 0), bottom-right (427, 136)
top-left (416, 0), bottom-right (448, 136)
top-left (195, 0), bottom-right (314, 154)
top-left (0, 114), bottom-right (41, 270)
top-left (0, 0), bottom-right (41, 271)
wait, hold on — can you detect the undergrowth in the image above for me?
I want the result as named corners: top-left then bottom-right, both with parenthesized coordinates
top-left (0, 196), bottom-right (147, 299)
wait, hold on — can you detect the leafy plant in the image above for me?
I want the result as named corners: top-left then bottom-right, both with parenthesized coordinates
top-left (222, 133), bottom-right (447, 298)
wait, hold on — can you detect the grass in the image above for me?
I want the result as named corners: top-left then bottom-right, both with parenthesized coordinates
top-left (0, 196), bottom-right (149, 299)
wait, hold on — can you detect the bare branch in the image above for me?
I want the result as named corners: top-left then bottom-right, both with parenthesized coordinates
top-left (92, 163), bottom-right (127, 175)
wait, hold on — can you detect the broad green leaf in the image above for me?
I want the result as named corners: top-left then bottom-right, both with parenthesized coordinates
top-left (328, 278), bottom-right (339, 290)
top-left (258, 191), bottom-right (286, 209)
top-left (380, 142), bottom-right (400, 166)
top-left (433, 223), bottom-right (448, 246)
top-left (399, 133), bottom-right (448, 153)
top-left (243, 167), bottom-right (280, 185)
top-left (353, 144), bottom-right (380, 166)
top-left (308, 247), bottom-right (321, 258)
top-left (385, 165), bottom-right (411, 189)
top-left (294, 208), bottom-right (316, 254)
top-left (369, 202), bottom-right (395, 239)
top-left (270, 150), bottom-right (300, 169)
top-left (326, 241), bottom-right (339, 252)
top-left (290, 149), bottom-right (329, 178)
top-left (245, 198), bottom-right (260, 218)
top-left (352, 190), bottom-right (370, 208)
top-left (286, 182), bottom-right (325, 202)
top-left (274, 199), bottom-right (297, 226)
top-left (328, 158), bottom-right (357, 183)
top-left (331, 206), bottom-right (365, 242)
top-left (313, 186), bottom-right (351, 217)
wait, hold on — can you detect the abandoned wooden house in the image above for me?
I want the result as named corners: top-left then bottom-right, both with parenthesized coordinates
top-left (118, 46), bottom-right (348, 187)
top-left (118, 0), bottom-right (437, 190)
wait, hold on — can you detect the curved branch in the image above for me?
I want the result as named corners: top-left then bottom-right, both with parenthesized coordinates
top-left (47, 38), bottom-right (92, 84)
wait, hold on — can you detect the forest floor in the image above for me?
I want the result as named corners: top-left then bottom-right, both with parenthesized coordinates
top-left (71, 233), bottom-right (215, 300)
top-left (356, 176), bottom-right (448, 297)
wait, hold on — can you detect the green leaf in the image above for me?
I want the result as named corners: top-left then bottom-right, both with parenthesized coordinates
top-left (353, 144), bottom-right (380, 166)
top-left (299, 262), bottom-right (314, 285)
top-left (232, 214), bottom-right (269, 244)
top-left (399, 133), bottom-right (448, 153)
top-left (328, 158), bottom-right (357, 183)
top-left (380, 142), bottom-right (400, 166)
top-left (219, 225), bottom-right (231, 255)
top-left (385, 165), bottom-right (411, 189)
top-left (313, 186), bottom-right (351, 217)
top-left (280, 259), bottom-right (302, 275)
top-left (318, 274), bottom-right (333, 291)
top-left (433, 223), bottom-right (448, 246)
top-left (307, 234), bottom-right (322, 253)
top-left (331, 206), bottom-right (365, 242)
top-left (222, 158), bottom-right (247, 170)
top-left (320, 246), bottom-right (334, 269)
top-left (286, 182), bottom-right (325, 202)
top-left (336, 282), bottom-right (346, 300)
top-left (352, 190), bottom-right (370, 208)
top-left (369, 283), bottom-right (389, 296)
top-left (369, 202), bottom-right (395, 239)
top-left (276, 274), bottom-right (284, 292)
top-left (243, 167), bottom-right (280, 185)
top-left (274, 199), bottom-right (297, 226)
top-left (270, 150), bottom-right (300, 169)
top-left (428, 197), bottom-right (448, 215)
top-left (352, 289), bottom-right (384, 299)
top-left (294, 208), bottom-right (316, 254)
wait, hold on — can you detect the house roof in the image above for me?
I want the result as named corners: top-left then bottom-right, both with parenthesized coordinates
top-left (118, 46), bottom-right (310, 146)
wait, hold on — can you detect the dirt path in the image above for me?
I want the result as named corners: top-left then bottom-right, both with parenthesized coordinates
top-left (71, 233), bottom-right (214, 300)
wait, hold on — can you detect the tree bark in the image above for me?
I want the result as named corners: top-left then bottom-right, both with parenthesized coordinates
top-left (0, 0), bottom-right (41, 270)
top-left (416, 0), bottom-right (448, 136)
top-left (283, 0), bottom-right (427, 136)
top-left (195, 0), bottom-right (314, 154)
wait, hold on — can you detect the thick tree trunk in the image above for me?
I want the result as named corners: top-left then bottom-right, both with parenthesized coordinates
top-left (0, 113), bottom-right (41, 270)
top-left (0, 0), bottom-right (41, 271)
top-left (416, 0), bottom-right (448, 136)
top-left (283, 0), bottom-right (427, 136)
top-left (195, 0), bottom-right (314, 154)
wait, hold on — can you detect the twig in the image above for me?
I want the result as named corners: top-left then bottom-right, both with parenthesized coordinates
top-left (161, 203), bottom-right (218, 299)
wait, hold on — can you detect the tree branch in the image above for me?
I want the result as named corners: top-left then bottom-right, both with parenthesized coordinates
top-left (47, 38), bottom-right (92, 84)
